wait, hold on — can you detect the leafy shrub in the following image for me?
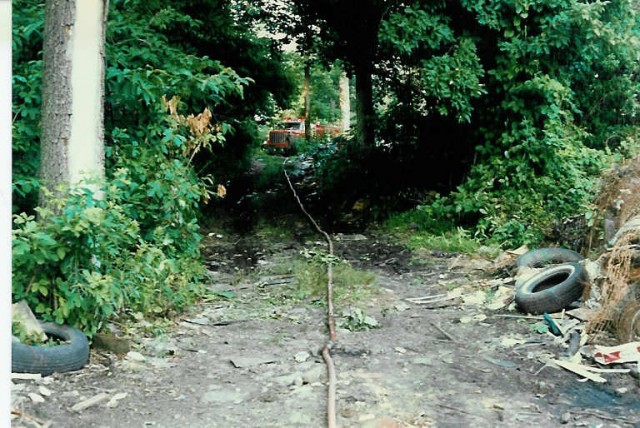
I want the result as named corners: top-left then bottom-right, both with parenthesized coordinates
top-left (11, 0), bottom-right (255, 332)
top-left (12, 184), bottom-right (205, 336)
top-left (377, 0), bottom-right (639, 247)
top-left (12, 0), bottom-right (44, 212)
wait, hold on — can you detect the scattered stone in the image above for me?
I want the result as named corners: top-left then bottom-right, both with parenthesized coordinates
top-left (358, 414), bottom-right (376, 422)
top-left (394, 302), bottom-right (410, 312)
top-left (290, 384), bottom-right (314, 399)
top-left (28, 393), bottom-right (45, 403)
top-left (302, 365), bottom-right (325, 384)
top-left (412, 357), bottom-right (431, 366)
top-left (460, 314), bottom-right (488, 324)
top-left (340, 407), bottom-right (357, 418)
top-left (294, 351), bottom-right (310, 363)
top-left (38, 386), bottom-right (53, 397)
top-left (126, 351), bottom-right (146, 362)
top-left (274, 373), bottom-right (303, 387)
top-left (201, 389), bottom-right (246, 404)
top-left (119, 360), bottom-right (147, 372)
top-left (362, 416), bottom-right (400, 428)
top-left (11, 382), bottom-right (25, 392)
top-left (462, 290), bottom-right (486, 306)
top-left (561, 412), bottom-right (572, 424)
top-left (107, 392), bottom-right (128, 408)
top-left (500, 336), bottom-right (527, 348)
top-left (148, 357), bottom-right (176, 369)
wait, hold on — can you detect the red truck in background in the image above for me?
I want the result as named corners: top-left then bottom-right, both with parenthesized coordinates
top-left (264, 118), bottom-right (340, 155)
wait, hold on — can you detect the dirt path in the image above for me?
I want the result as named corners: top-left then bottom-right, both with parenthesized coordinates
top-left (11, 229), bottom-right (640, 428)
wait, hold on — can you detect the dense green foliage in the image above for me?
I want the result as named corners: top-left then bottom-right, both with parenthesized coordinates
top-left (11, 0), bottom-right (640, 333)
top-left (12, 184), bottom-right (205, 336)
top-left (278, 54), bottom-right (348, 125)
top-left (288, 0), bottom-right (640, 247)
top-left (11, 0), bottom-right (292, 332)
top-left (447, 0), bottom-right (640, 246)
top-left (12, 0), bottom-right (43, 212)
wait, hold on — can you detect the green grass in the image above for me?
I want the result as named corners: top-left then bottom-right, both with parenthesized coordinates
top-left (291, 258), bottom-right (377, 304)
top-left (406, 228), bottom-right (481, 254)
top-left (385, 207), bottom-right (502, 255)
top-left (259, 250), bottom-right (377, 306)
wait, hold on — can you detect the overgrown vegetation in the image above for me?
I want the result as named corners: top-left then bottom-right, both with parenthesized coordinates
top-left (295, 0), bottom-right (640, 248)
top-left (11, 0), bottom-right (640, 333)
top-left (11, 0), bottom-right (276, 333)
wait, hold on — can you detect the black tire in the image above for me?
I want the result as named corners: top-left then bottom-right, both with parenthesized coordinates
top-left (516, 248), bottom-right (584, 269)
top-left (515, 262), bottom-right (587, 314)
top-left (12, 322), bottom-right (90, 376)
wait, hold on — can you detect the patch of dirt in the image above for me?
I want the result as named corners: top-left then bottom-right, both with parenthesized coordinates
top-left (11, 229), bottom-right (640, 428)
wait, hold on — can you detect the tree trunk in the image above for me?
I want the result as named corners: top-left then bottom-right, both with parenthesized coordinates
top-left (339, 72), bottom-right (350, 132)
top-left (354, 62), bottom-right (375, 148)
top-left (303, 56), bottom-right (311, 142)
top-left (40, 0), bottom-right (108, 205)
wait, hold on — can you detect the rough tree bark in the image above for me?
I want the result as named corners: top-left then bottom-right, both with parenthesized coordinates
top-left (339, 72), bottom-right (350, 132)
top-left (304, 56), bottom-right (311, 141)
top-left (294, 0), bottom-right (393, 147)
top-left (40, 0), bottom-right (108, 205)
top-left (354, 62), bottom-right (375, 149)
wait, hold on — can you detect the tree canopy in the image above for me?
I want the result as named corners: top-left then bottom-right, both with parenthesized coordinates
top-left (11, 0), bottom-right (640, 331)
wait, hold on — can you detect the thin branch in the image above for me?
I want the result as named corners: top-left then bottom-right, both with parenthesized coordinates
top-left (283, 158), bottom-right (337, 428)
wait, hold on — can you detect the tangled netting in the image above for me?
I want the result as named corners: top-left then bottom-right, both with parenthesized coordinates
top-left (587, 230), bottom-right (640, 342)
top-left (585, 156), bottom-right (640, 343)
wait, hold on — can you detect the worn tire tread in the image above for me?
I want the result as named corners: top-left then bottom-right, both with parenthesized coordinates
top-left (515, 263), bottom-right (587, 314)
top-left (517, 248), bottom-right (584, 269)
top-left (12, 322), bottom-right (89, 376)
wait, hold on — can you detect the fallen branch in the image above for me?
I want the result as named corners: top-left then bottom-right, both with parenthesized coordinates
top-left (572, 410), bottom-right (636, 425)
top-left (430, 321), bottom-right (457, 342)
top-left (420, 302), bottom-right (460, 310)
top-left (493, 314), bottom-right (545, 320)
top-left (437, 402), bottom-right (485, 418)
top-left (406, 293), bottom-right (448, 303)
top-left (70, 392), bottom-right (109, 412)
top-left (11, 408), bottom-right (51, 428)
top-left (284, 159), bottom-right (337, 428)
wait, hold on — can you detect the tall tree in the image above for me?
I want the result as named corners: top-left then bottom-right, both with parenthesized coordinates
top-left (294, 0), bottom-right (398, 147)
top-left (39, 0), bottom-right (108, 203)
top-left (339, 72), bottom-right (350, 132)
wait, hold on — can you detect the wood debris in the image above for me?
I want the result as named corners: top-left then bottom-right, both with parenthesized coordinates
top-left (550, 359), bottom-right (630, 383)
top-left (70, 393), bottom-right (109, 412)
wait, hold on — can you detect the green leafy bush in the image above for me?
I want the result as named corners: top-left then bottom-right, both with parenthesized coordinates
top-left (12, 0), bottom-right (44, 212)
top-left (11, 0), bottom-right (256, 332)
top-left (12, 184), bottom-right (205, 336)
top-left (379, 0), bottom-right (639, 247)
